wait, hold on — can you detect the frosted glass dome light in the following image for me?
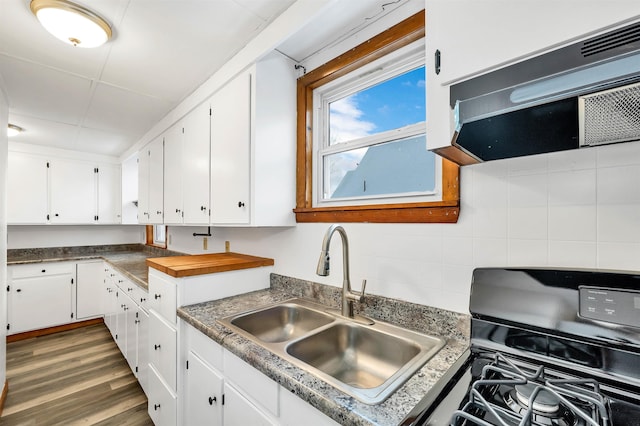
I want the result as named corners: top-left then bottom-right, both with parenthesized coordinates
top-left (30, 0), bottom-right (112, 48)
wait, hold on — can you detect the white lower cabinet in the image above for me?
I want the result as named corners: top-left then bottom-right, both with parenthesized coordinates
top-left (149, 365), bottom-right (178, 426)
top-left (181, 322), bottom-right (338, 426)
top-left (7, 262), bottom-right (75, 334)
top-left (76, 261), bottom-right (104, 319)
top-left (137, 307), bottom-right (150, 393)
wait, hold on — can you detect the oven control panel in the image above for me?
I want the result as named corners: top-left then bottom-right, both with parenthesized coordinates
top-left (579, 286), bottom-right (640, 328)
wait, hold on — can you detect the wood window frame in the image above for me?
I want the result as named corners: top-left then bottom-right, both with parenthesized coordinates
top-left (145, 225), bottom-right (167, 249)
top-left (294, 10), bottom-right (460, 224)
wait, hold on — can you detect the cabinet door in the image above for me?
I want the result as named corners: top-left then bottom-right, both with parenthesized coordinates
top-left (76, 261), bottom-right (103, 319)
top-left (115, 289), bottom-right (127, 354)
top-left (50, 159), bottom-right (96, 224)
top-left (185, 352), bottom-right (223, 425)
top-left (9, 273), bottom-right (73, 334)
top-left (149, 310), bottom-right (177, 391)
top-left (223, 383), bottom-right (274, 426)
top-left (183, 102), bottom-right (211, 225)
top-left (137, 308), bottom-right (149, 394)
top-left (210, 71), bottom-right (251, 224)
top-left (7, 151), bottom-right (48, 224)
top-left (148, 138), bottom-right (165, 224)
top-left (148, 366), bottom-right (177, 426)
top-left (97, 163), bottom-right (121, 224)
top-left (163, 123), bottom-right (184, 224)
top-left (124, 292), bottom-right (137, 373)
top-left (137, 142), bottom-right (151, 223)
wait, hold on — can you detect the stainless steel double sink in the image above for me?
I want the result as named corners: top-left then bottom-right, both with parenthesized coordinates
top-left (217, 298), bottom-right (445, 404)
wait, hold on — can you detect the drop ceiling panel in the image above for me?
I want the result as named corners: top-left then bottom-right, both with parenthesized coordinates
top-left (8, 114), bottom-right (80, 151)
top-left (100, 0), bottom-right (266, 103)
top-left (83, 82), bottom-right (173, 138)
top-left (75, 127), bottom-right (130, 156)
top-left (0, 55), bottom-right (92, 124)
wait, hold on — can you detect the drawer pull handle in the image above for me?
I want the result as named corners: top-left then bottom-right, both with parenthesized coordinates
top-left (41, 269), bottom-right (46, 273)
top-left (154, 344), bottom-right (161, 350)
top-left (209, 396), bottom-right (217, 405)
top-left (154, 404), bottom-right (161, 411)
top-left (154, 294), bottom-right (161, 300)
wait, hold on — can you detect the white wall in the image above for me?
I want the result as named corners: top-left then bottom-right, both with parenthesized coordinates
top-left (168, 140), bottom-right (640, 314)
top-left (7, 225), bottom-right (143, 249)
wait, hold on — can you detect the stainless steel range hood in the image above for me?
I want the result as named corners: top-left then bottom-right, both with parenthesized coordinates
top-left (444, 21), bottom-right (640, 164)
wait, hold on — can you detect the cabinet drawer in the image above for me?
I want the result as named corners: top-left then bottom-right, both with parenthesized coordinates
top-left (186, 323), bottom-right (223, 371)
top-left (10, 262), bottom-right (74, 279)
top-left (149, 272), bottom-right (177, 324)
top-left (224, 349), bottom-right (279, 417)
top-left (147, 366), bottom-right (177, 426)
top-left (149, 310), bottom-right (177, 391)
top-left (131, 285), bottom-right (149, 311)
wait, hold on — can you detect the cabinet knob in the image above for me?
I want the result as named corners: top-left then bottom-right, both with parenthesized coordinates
top-left (54, 213), bottom-right (59, 217)
top-left (209, 396), bottom-right (217, 405)
top-left (154, 404), bottom-right (161, 411)
top-left (127, 287), bottom-right (133, 292)
top-left (16, 289), bottom-right (22, 293)
top-left (156, 210), bottom-right (162, 215)
top-left (200, 206), bottom-right (206, 211)
top-left (154, 344), bottom-right (161, 350)
top-left (141, 297), bottom-right (146, 303)
top-left (154, 294), bottom-right (161, 300)
top-left (135, 319), bottom-right (140, 324)
top-left (238, 201), bottom-right (245, 208)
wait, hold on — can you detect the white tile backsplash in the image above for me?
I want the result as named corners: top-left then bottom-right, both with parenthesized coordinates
top-left (508, 239), bottom-right (548, 266)
top-left (548, 241), bottom-right (597, 268)
top-left (548, 205), bottom-right (597, 241)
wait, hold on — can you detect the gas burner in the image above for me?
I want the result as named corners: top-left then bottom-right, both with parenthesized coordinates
top-left (504, 385), bottom-right (578, 426)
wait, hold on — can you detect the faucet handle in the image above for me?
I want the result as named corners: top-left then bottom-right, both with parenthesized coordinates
top-left (355, 279), bottom-right (367, 302)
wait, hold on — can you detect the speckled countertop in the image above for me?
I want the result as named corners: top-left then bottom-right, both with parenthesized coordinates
top-left (7, 244), bottom-right (185, 289)
top-left (178, 274), bottom-right (470, 426)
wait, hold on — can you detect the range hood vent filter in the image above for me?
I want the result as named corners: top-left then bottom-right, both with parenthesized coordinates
top-left (581, 22), bottom-right (640, 57)
top-left (580, 82), bottom-right (640, 146)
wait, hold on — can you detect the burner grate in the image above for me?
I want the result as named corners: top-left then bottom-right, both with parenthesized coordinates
top-left (450, 353), bottom-right (609, 426)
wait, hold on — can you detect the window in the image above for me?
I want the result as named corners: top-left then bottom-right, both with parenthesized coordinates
top-left (314, 43), bottom-right (434, 206)
top-left (294, 10), bottom-right (460, 223)
top-left (145, 225), bottom-right (167, 249)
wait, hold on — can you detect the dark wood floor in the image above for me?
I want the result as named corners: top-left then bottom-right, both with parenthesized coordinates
top-left (1, 323), bottom-right (153, 426)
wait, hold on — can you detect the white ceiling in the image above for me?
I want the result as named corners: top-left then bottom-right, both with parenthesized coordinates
top-left (0, 0), bottom-right (413, 158)
top-left (0, 0), bottom-right (296, 157)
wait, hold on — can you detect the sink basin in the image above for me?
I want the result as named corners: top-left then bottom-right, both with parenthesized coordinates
top-left (286, 322), bottom-right (420, 389)
top-left (218, 298), bottom-right (445, 404)
top-left (226, 302), bottom-right (334, 343)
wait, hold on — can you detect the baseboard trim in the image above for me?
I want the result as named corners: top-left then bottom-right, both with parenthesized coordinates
top-left (0, 379), bottom-right (8, 416)
top-left (6, 318), bottom-right (105, 343)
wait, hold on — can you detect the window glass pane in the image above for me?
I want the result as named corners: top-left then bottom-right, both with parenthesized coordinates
top-left (153, 225), bottom-right (166, 245)
top-left (323, 134), bottom-right (435, 199)
top-left (329, 66), bottom-right (425, 145)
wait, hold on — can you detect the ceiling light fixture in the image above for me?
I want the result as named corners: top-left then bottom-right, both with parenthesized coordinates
top-left (30, 0), bottom-right (112, 48)
top-left (7, 124), bottom-right (24, 137)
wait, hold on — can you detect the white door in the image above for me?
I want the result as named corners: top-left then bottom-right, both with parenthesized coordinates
top-left (163, 124), bottom-right (184, 224)
top-left (9, 274), bottom-right (73, 334)
top-left (97, 163), bottom-right (121, 223)
top-left (50, 158), bottom-right (96, 223)
top-left (210, 71), bottom-right (251, 224)
top-left (7, 151), bottom-right (48, 224)
top-left (183, 102), bottom-right (211, 224)
top-left (185, 352), bottom-right (223, 425)
top-left (76, 262), bottom-right (103, 319)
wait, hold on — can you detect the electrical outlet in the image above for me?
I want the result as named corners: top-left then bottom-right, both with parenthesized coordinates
top-left (203, 237), bottom-right (208, 250)
top-left (225, 240), bottom-right (230, 252)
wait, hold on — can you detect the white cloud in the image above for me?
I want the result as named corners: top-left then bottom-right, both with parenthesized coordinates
top-left (329, 96), bottom-right (375, 143)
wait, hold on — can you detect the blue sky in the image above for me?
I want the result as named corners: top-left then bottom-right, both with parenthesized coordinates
top-left (329, 66), bottom-right (425, 143)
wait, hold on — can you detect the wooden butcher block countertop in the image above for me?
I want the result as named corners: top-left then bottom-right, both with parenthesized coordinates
top-left (146, 252), bottom-right (274, 278)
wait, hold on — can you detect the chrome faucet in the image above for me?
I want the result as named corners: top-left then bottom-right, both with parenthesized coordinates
top-left (316, 224), bottom-right (366, 318)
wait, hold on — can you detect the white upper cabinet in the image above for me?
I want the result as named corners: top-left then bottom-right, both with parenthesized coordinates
top-left (8, 150), bottom-right (121, 225)
top-left (7, 151), bottom-right (48, 224)
top-left (182, 102), bottom-right (211, 225)
top-left (426, 0), bottom-right (640, 150)
top-left (138, 137), bottom-right (164, 224)
top-left (210, 70), bottom-right (251, 225)
top-left (97, 163), bottom-right (122, 224)
top-left (210, 53), bottom-right (296, 226)
top-left (163, 123), bottom-right (184, 225)
top-left (162, 102), bottom-right (211, 226)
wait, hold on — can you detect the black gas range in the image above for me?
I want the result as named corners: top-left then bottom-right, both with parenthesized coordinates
top-left (401, 268), bottom-right (640, 426)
